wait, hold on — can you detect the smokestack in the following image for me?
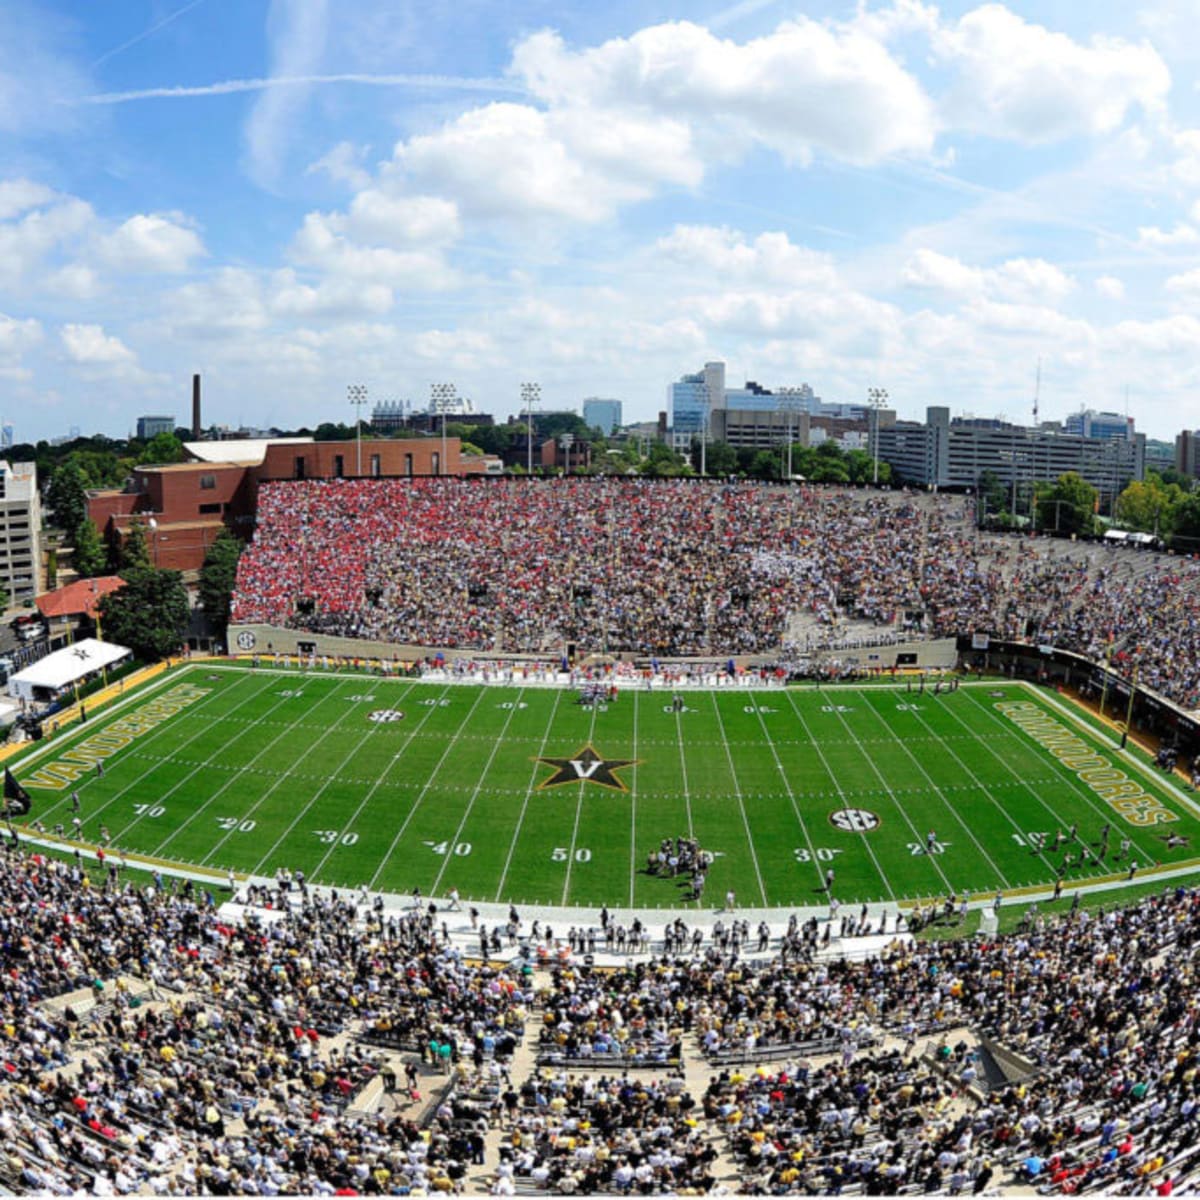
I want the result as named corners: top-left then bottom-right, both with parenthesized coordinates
top-left (192, 374), bottom-right (201, 439)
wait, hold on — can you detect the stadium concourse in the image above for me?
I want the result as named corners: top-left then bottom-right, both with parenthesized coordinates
top-left (231, 478), bottom-right (1200, 710)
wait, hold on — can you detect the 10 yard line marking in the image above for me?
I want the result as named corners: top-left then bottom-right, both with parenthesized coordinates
top-left (368, 687), bottom-right (490, 892)
top-left (429, 690), bottom-right (526, 899)
top-left (494, 690), bottom-right (565, 902)
top-left (707, 693), bottom-right (768, 907)
top-left (783, 690), bottom-right (896, 902)
top-left (852, 690), bottom-right (1013, 889)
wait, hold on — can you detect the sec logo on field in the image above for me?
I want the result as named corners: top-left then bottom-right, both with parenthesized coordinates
top-left (829, 808), bottom-right (881, 832)
top-left (236, 631), bottom-right (256, 650)
top-left (368, 710), bottom-right (406, 723)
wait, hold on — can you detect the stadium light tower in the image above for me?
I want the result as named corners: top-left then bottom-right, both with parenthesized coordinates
top-left (867, 387), bottom-right (888, 485)
top-left (348, 384), bottom-right (368, 475)
top-left (521, 382), bottom-right (541, 475)
top-left (431, 383), bottom-right (457, 477)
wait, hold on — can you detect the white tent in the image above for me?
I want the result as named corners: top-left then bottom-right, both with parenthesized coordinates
top-left (8, 639), bottom-right (131, 703)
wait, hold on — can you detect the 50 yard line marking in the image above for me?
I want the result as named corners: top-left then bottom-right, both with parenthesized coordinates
top-left (629, 691), bottom-right (640, 908)
top-left (707, 693), bottom-right (767, 906)
top-left (560, 698), bottom-right (602, 905)
top-left (368, 686), bottom-right (490, 892)
top-left (494, 689), bottom-right (564, 902)
top-left (429, 690), bottom-right (526, 898)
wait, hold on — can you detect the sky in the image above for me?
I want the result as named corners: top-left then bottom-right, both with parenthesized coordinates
top-left (2, 0), bottom-right (1200, 444)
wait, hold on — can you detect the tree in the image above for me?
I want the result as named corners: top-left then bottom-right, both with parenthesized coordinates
top-left (45, 461), bottom-right (89, 541)
top-left (640, 441), bottom-right (689, 477)
top-left (135, 432), bottom-right (185, 465)
top-left (120, 520), bottom-right (153, 574)
top-left (72, 519), bottom-right (107, 578)
top-left (1116, 474), bottom-right (1183, 538)
top-left (693, 439), bottom-right (739, 476)
top-left (198, 530), bottom-right (243, 633)
top-left (97, 570), bottom-right (189, 661)
top-left (1172, 494), bottom-right (1200, 550)
top-left (1037, 472), bottom-right (1098, 536)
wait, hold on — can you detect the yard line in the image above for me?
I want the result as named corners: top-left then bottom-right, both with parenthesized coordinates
top-left (493, 690), bottom-right (565, 902)
top-left (629, 691), bottom-right (640, 908)
top-left (94, 673), bottom-right (295, 840)
top-left (706, 693), bottom-right (768, 906)
top-left (890, 692), bottom-right (1074, 880)
top-left (781, 691), bottom-right (898, 901)
top-left (674, 702), bottom-right (695, 840)
top-left (368, 687), bottom-right (490, 891)
top-left (956, 686), bottom-right (1168, 866)
top-left (29, 666), bottom-right (274, 824)
top-left (742, 696), bottom-right (826, 892)
top-left (560, 699), bottom-right (603, 905)
top-left (852, 690), bottom-right (1013, 888)
top-left (234, 682), bottom-right (424, 878)
top-left (151, 677), bottom-right (365, 858)
top-left (429, 690), bottom-right (526, 898)
top-left (817, 697), bottom-right (956, 896)
top-left (306, 683), bottom-right (449, 883)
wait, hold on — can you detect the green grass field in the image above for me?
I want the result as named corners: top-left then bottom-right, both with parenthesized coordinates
top-left (12, 664), bottom-right (1200, 909)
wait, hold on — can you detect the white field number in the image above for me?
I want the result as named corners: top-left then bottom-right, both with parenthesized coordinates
top-left (217, 818), bottom-right (256, 833)
top-left (420, 699), bottom-right (452, 708)
top-left (744, 705), bottom-right (778, 714)
top-left (794, 848), bottom-right (843, 863)
top-left (133, 804), bottom-right (164, 817)
top-left (552, 847), bottom-right (591, 862)
top-left (314, 830), bottom-right (359, 846)
top-left (347, 695), bottom-right (375, 703)
top-left (820, 705), bottom-right (852, 713)
top-left (907, 840), bottom-right (950, 855)
top-left (425, 840), bottom-right (471, 856)
top-left (896, 704), bottom-right (923, 711)
top-left (277, 690), bottom-right (304, 698)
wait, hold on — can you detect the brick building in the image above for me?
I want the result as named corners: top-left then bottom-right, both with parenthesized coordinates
top-left (87, 435), bottom-right (464, 575)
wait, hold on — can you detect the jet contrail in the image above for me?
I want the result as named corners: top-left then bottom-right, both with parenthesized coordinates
top-left (82, 73), bottom-right (526, 105)
top-left (91, 0), bottom-right (209, 69)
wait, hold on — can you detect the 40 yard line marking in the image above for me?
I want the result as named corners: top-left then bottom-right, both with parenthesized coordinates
top-left (707, 693), bottom-right (767, 906)
top-left (429, 689), bottom-right (527, 899)
top-left (368, 686), bottom-right (489, 892)
top-left (493, 690), bottom-right (565, 902)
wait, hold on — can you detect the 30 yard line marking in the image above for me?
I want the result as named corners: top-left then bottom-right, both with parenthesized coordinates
top-left (494, 689), bottom-right (564, 903)
top-left (707, 693), bottom-right (768, 906)
top-left (783, 691), bottom-right (896, 901)
top-left (368, 687), bottom-right (488, 892)
top-left (429, 690), bottom-right (526, 899)
top-left (743, 695), bottom-right (825, 893)
top-left (852, 690), bottom-right (1013, 889)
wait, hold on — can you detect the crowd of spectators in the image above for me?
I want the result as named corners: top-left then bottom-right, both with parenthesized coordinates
top-left (231, 478), bottom-right (1200, 709)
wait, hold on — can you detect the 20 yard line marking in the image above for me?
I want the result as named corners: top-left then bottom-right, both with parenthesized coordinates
top-left (429, 690), bottom-right (526, 899)
top-left (493, 691), bottom-right (565, 902)
top-left (707, 693), bottom-right (768, 907)
top-left (368, 687), bottom-right (490, 892)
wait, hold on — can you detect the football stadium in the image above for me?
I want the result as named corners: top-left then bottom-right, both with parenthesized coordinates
top-left (5, 478), bottom-right (1200, 1196)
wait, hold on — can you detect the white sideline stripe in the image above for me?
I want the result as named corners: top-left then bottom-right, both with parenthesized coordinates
top-left (152, 677), bottom-right (363, 860)
top-left (430, 690), bottom-right (526, 898)
top-left (852, 689), bottom-right (1012, 889)
top-left (783, 691), bottom-right (897, 901)
top-left (367, 687), bottom-right (490, 892)
top-left (494, 689), bottom-right (565, 903)
top-left (707, 692), bottom-right (768, 907)
top-left (744, 696), bottom-right (825, 892)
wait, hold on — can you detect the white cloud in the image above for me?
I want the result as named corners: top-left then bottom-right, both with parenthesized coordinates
top-left (243, 0), bottom-right (329, 187)
top-left (935, 5), bottom-right (1169, 143)
top-left (307, 141), bottom-right (372, 190)
top-left (60, 323), bottom-right (136, 365)
top-left (1095, 275), bottom-right (1126, 299)
top-left (0, 313), bottom-right (41, 358)
top-left (0, 178), bottom-right (56, 220)
top-left (902, 248), bottom-right (985, 296)
top-left (97, 214), bottom-right (206, 273)
top-left (270, 270), bottom-right (393, 319)
top-left (653, 225), bottom-right (838, 288)
top-left (344, 192), bottom-right (460, 247)
top-left (290, 211), bottom-right (459, 288)
top-left (901, 249), bottom-right (1073, 303)
top-left (1166, 267), bottom-right (1200, 294)
top-left (0, 197), bottom-right (94, 288)
top-left (1138, 222), bottom-right (1200, 246)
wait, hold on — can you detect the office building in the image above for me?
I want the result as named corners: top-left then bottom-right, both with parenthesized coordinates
top-left (874, 406), bottom-right (1144, 511)
top-left (668, 362), bottom-right (725, 449)
top-left (136, 415), bottom-right (176, 440)
top-left (0, 461), bottom-right (40, 602)
top-left (1064, 409), bottom-right (1133, 442)
top-left (582, 398), bottom-right (623, 435)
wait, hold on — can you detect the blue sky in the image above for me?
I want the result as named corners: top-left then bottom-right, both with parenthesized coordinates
top-left (3, 0), bottom-right (1200, 443)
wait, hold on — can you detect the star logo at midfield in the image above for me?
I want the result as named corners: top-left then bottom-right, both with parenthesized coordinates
top-left (535, 745), bottom-right (638, 792)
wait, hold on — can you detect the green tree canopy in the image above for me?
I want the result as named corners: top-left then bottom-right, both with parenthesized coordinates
top-left (1116, 472), bottom-right (1184, 538)
top-left (198, 529), bottom-right (244, 634)
top-left (45, 461), bottom-right (89, 541)
top-left (120, 519), bottom-right (153, 575)
top-left (135, 432), bottom-right (186, 465)
top-left (98, 569), bottom-right (189, 661)
top-left (1037, 472), bottom-right (1098, 536)
top-left (72, 518), bottom-right (107, 578)
top-left (694, 439), bottom-right (739, 476)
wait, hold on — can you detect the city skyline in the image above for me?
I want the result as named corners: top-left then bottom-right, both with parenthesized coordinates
top-left (2, 0), bottom-right (1200, 443)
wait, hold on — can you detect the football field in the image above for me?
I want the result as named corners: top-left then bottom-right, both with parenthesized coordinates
top-left (12, 664), bottom-right (1200, 909)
